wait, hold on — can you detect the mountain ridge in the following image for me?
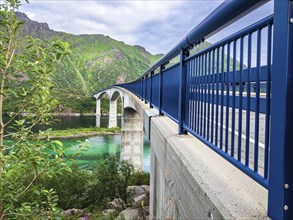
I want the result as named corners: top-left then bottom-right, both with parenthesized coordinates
top-left (14, 12), bottom-right (163, 113)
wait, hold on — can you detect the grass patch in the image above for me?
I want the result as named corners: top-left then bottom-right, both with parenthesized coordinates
top-left (38, 127), bottom-right (121, 139)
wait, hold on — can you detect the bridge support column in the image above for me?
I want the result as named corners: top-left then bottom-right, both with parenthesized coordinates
top-left (121, 108), bottom-right (143, 170)
top-left (96, 99), bottom-right (101, 127)
top-left (109, 99), bottom-right (117, 128)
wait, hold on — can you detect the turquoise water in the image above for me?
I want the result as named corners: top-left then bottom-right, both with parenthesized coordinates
top-left (62, 135), bottom-right (151, 172)
top-left (4, 115), bottom-right (151, 172)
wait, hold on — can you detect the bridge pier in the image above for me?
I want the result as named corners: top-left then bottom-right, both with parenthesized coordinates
top-left (121, 107), bottom-right (144, 170)
top-left (109, 99), bottom-right (117, 128)
top-left (95, 98), bottom-right (101, 127)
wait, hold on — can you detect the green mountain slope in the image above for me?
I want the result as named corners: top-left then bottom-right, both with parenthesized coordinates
top-left (15, 12), bottom-right (163, 113)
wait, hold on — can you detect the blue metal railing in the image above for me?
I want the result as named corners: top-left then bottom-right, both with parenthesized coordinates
top-left (116, 1), bottom-right (293, 219)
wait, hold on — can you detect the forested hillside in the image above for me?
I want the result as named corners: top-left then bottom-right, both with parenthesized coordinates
top-left (14, 12), bottom-right (163, 113)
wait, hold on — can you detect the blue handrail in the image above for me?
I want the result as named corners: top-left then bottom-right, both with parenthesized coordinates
top-left (143, 0), bottom-right (268, 76)
top-left (113, 0), bottom-right (293, 219)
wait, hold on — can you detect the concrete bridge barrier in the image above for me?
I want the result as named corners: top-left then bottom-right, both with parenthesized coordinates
top-left (118, 88), bottom-right (268, 219)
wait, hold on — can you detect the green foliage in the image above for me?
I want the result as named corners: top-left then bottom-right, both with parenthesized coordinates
top-left (41, 164), bottom-right (90, 210)
top-left (39, 158), bottom-right (140, 211)
top-left (83, 157), bottom-right (134, 208)
top-left (0, 1), bottom-right (72, 218)
top-left (0, 135), bottom-right (71, 218)
top-left (129, 171), bottom-right (150, 186)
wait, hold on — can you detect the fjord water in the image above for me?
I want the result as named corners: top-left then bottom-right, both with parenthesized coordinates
top-left (48, 115), bottom-right (150, 172)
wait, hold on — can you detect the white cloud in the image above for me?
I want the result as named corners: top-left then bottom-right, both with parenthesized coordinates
top-left (18, 1), bottom-right (273, 55)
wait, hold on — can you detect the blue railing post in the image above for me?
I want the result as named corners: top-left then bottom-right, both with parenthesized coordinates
top-left (159, 65), bottom-right (164, 115)
top-left (150, 71), bottom-right (154, 108)
top-left (178, 49), bottom-right (189, 135)
top-left (144, 75), bottom-right (147, 103)
top-left (268, 0), bottom-right (293, 219)
top-left (140, 78), bottom-right (143, 100)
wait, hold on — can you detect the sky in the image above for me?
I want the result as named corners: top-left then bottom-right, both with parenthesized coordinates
top-left (18, 1), bottom-right (273, 55)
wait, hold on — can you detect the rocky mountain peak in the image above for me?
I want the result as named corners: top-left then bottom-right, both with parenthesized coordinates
top-left (16, 12), bottom-right (57, 39)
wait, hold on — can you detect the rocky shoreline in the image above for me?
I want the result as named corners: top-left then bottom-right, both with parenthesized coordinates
top-left (62, 185), bottom-right (150, 220)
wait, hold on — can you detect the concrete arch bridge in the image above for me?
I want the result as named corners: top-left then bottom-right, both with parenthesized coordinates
top-left (94, 87), bottom-right (152, 170)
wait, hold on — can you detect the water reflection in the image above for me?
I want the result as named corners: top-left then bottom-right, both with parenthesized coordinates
top-left (63, 135), bottom-right (150, 172)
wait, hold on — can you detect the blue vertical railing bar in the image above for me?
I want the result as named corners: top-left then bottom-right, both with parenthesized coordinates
top-left (254, 29), bottom-right (261, 173)
top-left (264, 24), bottom-right (272, 179)
top-left (200, 54), bottom-right (204, 136)
top-left (207, 51), bottom-right (212, 141)
top-left (187, 60), bottom-right (191, 129)
top-left (196, 56), bottom-right (200, 133)
top-left (191, 59), bottom-right (196, 131)
top-left (141, 77), bottom-right (144, 101)
top-left (190, 59), bottom-right (194, 130)
top-left (207, 52), bottom-right (211, 141)
top-left (140, 78), bottom-right (143, 99)
top-left (143, 77), bottom-right (146, 101)
top-left (149, 71), bottom-right (154, 108)
top-left (220, 46), bottom-right (225, 150)
top-left (203, 53), bottom-right (208, 138)
top-left (144, 75), bottom-right (147, 103)
top-left (197, 55), bottom-right (200, 134)
top-left (238, 37), bottom-right (244, 162)
top-left (211, 50), bottom-right (215, 143)
top-left (215, 48), bottom-right (220, 146)
top-left (194, 57), bottom-right (199, 132)
top-left (231, 40), bottom-right (236, 157)
top-left (245, 33), bottom-right (252, 167)
top-left (141, 78), bottom-right (143, 99)
top-left (158, 65), bottom-right (163, 115)
top-left (225, 43), bottom-right (230, 153)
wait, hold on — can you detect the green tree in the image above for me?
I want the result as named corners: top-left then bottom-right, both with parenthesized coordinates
top-left (0, 0), bottom-right (71, 218)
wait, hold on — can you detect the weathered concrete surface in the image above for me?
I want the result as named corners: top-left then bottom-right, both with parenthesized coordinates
top-left (109, 99), bottom-right (117, 128)
top-left (95, 99), bottom-right (101, 127)
top-left (121, 107), bottom-right (144, 170)
top-left (150, 116), bottom-right (268, 219)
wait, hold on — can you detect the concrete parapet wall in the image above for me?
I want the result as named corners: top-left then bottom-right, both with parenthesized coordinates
top-left (150, 116), bottom-right (268, 219)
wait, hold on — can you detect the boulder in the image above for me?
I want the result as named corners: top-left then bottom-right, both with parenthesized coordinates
top-left (127, 186), bottom-right (145, 197)
top-left (102, 209), bottom-right (119, 218)
top-left (62, 208), bottom-right (83, 216)
top-left (142, 206), bottom-right (150, 216)
top-left (115, 208), bottom-right (139, 220)
top-left (133, 194), bottom-right (149, 207)
top-left (106, 198), bottom-right (126, 210)
top-left (141, 185), bottom-right (150, 194)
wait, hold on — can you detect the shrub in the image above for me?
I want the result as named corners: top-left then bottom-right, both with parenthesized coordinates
top-left (129, 171), bottom-right (150, 186)
top-left (83, 157), bottom-right (134, 208)
top-left (41, 164), bottom-right (91, 210)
